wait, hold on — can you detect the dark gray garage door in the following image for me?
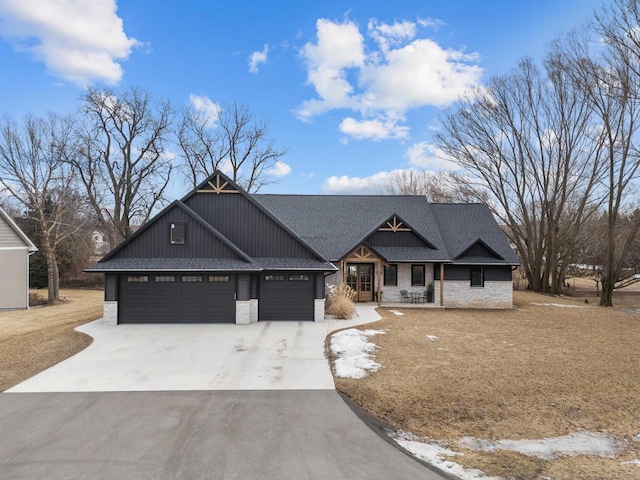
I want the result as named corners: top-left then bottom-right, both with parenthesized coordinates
top-left (119, 273), bottom-right (235, 323)
top-left (259, 272), bottom-right (313, 321)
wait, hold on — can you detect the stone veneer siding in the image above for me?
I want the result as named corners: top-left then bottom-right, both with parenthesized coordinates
top-left (103, 301), bottom-right (118, 325)
top-left (380, 263), bottom-right (435, 303)
top-left (314, 299), bottom-right (325, 321)
top-left (442, 280), bottom-right (513, 309)
top-left (325, 261), bottom-right (513, 309)
top-left (235, 300), bottom-right (251, 325)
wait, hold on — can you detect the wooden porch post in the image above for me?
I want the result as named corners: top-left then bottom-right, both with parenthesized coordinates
top-left (376, 261), bottom-right (381, 306)
top-left (439, 263), bottom-right (444, 307)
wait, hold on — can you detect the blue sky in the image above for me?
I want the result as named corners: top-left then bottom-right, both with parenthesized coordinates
top-left (0, 0), bottom-right (602, 196)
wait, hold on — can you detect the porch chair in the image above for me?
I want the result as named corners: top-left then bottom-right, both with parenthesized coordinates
top-left (400, 290), bottom-right (410, 303)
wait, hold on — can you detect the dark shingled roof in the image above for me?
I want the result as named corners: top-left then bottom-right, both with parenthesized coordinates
top-left (253, 195), bottom-right (519, 265)
top-left (430, 204), bottom-right (519, 264)
top-left (88, 172), bottom-right (518, 274)
top-left (252, 195), bottom-right (449, 261)
top-left (86, 257), bottom-right (336, 273)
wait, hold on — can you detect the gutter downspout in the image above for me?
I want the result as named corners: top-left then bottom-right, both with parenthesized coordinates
top-left (26, 251), bottom-right (36, 309)
top-left (439, 263), bottom-right (444, 307)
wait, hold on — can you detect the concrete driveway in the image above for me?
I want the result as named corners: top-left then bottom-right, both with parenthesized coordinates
top-left (0, 390), bottom-right (445, 480)
top-left (2, 307), bottom-right (449, 480)
top-left (8, 306), bottom-right (381, 392)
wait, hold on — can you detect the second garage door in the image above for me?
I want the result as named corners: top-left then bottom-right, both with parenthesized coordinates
top-left (119, 273), bottom-right (236, 323)
top-left (259, 272), bottom-right (314, 321)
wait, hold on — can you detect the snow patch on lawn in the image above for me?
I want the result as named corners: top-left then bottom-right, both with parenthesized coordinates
top-left (330, 329), bottom-right (385, 379)
top-left (427, 335), bottom-right (438, 341)
top-left (622, 460), bottom-right (640, 466)
top-left (392, 430), bottom-right (620, 478)
top-left (531, 302), bottom-right (584, 308)
top-left (388, 310), bottom-right (404, 316)
top-left (397, 440), bottom-right (502, 480)
top-left (459, 432), bottom-right (618, 460)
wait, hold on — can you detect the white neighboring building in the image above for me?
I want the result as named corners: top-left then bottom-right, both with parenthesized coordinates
top-left (0, 207), bottom-right (38, 309)
top-left (92, 230), bottom-right (111, 256)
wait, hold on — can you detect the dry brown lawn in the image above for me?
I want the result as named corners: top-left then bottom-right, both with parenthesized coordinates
top-left (0, 289), bottom-right (103, 391)
top-left (332, 290), bottom-right (640, 480)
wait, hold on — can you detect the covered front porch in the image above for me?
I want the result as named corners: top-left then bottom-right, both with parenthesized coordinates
top-left (330, 245), bottom-right (445, 307)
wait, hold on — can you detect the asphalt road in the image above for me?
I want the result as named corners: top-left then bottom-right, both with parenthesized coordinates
top-left (0, 390), bottom-right (446, 480)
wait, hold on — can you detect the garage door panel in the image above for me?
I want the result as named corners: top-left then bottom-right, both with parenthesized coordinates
top-left (259, 272), bottom-right (313, 321)
top-left (119, 273), bottom-right (235, 323)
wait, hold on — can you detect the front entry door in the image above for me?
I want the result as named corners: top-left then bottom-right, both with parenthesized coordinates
top-left (346, 263), bottom-right (374, 302)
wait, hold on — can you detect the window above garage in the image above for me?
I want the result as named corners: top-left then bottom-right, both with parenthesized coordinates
top-left (170, 222), bottom-right (186, 245)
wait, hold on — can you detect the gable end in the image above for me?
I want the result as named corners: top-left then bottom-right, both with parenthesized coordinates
top-left (456, 240), bottom-right (504, 260)
top-left (196, 173), bottom-right (241, 195)
top-left (183, 171), bottom-right (329, 261)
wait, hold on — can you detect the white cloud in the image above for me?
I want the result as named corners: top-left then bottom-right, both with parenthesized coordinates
top-left (0, 0), bottom-right (139, 86)
top-left (417, 17), bottom-right (445, 29)
top-left (359, 39), bottom-right (481, 112)
top-left (339, 117), bottom-right (409, 140)
top-left (189, 94), bottom-right (221, 127)
top-left (297, 18), bottom-right (365, 120)
top-left (248, 44), bottom-right (269, 74)
top-left (368, 19), bottom-right (416, 52)
top-left (323, 169), bottom-right (410, 194)
top-left (267, 160), bottom-right (292, 178)
top-left (405, 142), bottom-right (459, 170)
top-left (297, 17), bottom-right (482, 140)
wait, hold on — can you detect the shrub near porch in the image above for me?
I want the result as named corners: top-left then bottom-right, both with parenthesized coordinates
top-left (332, 290), bottom-right (640, 480)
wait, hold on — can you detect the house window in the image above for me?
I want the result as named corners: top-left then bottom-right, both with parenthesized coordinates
top-left (384, 264), bottom-right (397, 286)
top-left (127, 275), bottom-right (148, 283)
top-left (209, 275), bottom-right (230, 283)
top-left (411, 264), bottom-right (425, 286)
top-left (471, 267), bottom-right (484, 287)
top-left (155, 275), bottom-right (175, 283)
top-left (289, 274), bottom-right (309, 281)
top-left (181, 275), bottom-right (202, 283)
top-left (170, 223), bottom-right (186, 245)
top-left (264, 274), bottom-right (285, 282)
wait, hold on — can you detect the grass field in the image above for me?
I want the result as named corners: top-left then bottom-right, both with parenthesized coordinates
top-left (332, 289), bottom-right (640, 479)
top-left (0, 289), bottom-right (103, 391)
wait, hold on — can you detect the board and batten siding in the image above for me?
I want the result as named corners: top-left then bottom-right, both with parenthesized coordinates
top-left (366, 230), bottom-right (430, 248)
top-left (112, 206), bottom-right (240, 259)
top-left (435, 265), bottom-right (512, 282)
top-left (185, 193), bottom-right (314, 258)
top-left (237, 273), bottom-right (250, 301)
top-left (314, 272), bottom-right (325, 299)
top-left (105, 273), bottom-right (118, 301)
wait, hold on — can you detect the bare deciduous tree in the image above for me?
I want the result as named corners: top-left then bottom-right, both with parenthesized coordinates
top-left (384, 169), bottom-right (491, 203)
top-left (554, 0), bottom-right (640, 306)
top-left (0, 114), bottom-right (86, 301)
top-left (436, 56), bottom-right (604, 294)
top-left (74, 87), bottom-right (175, 245)
top-left (177, 102), bottom-right (288, 192)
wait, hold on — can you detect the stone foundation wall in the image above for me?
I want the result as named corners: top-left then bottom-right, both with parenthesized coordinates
top-left (235, 300), bottom-right (251, 325)
top-left (443, 281), bottom-right (513, 309)
top-left (314, 299), bottom-right (325, 322)
top-left (249, 299), bottom-right (258, 324)
top-left (102, 301), bottom-right (118, 325)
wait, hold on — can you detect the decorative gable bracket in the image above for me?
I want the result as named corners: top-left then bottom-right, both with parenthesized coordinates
top-left (197, 174), bottom-right (240, 195)
top-left (378, 215), bottom-right (411, 232)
